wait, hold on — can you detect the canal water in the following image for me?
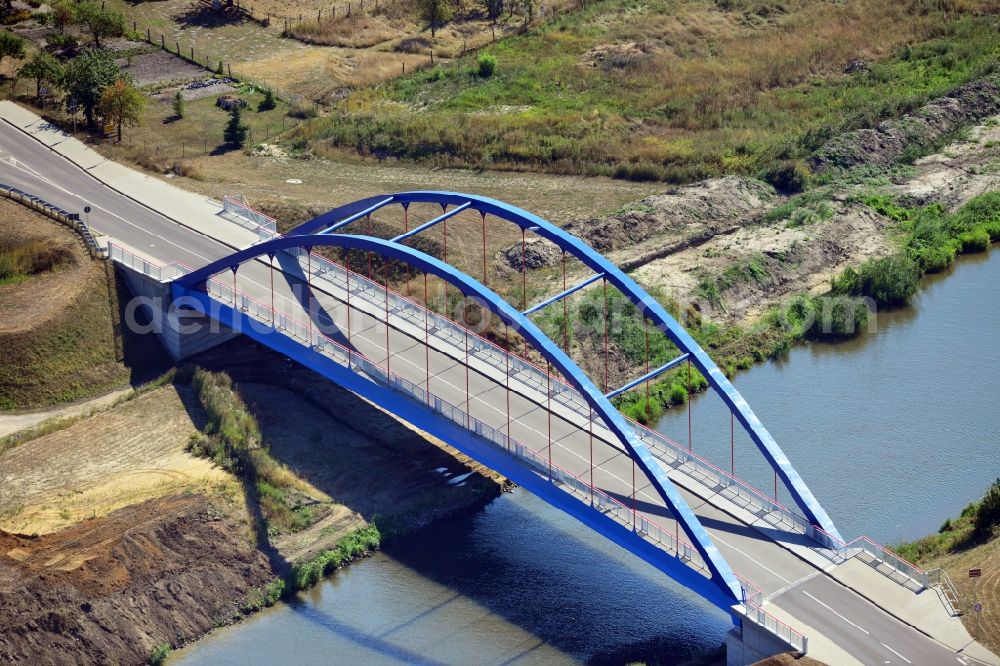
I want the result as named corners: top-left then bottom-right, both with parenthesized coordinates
top-left (175, 251), bottom-right (1000, 665)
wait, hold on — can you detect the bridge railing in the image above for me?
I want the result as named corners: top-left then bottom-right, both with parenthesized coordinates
top-left (279, 246), bottom-right (820, 538)
top-left (108, 242), bottom-right (190, 281)
top-left (221, 195), bottom-right (279, 242)
top-left (203, 271), bottom-right (712, 576)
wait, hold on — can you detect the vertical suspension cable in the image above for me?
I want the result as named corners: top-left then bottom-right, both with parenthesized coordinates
top-left (547, 364), bottom-right (552, 480)
top-left (687, 359), bottom-right (692, 451)
top-left (403, 203), bottom-right (410, 297)
top-left (345, 251), bottom-right (352, 345)
top-left (520, 227), bottom-right (526, 311)
top-left (731, 412), bottom-right (735, 475)
top-left (306, 249), bottom-right (312, 345)
top-left (365, 215), bottom-right (372, 279)
top-left (505, 322), bottom-right (511, 450)
top-left (423, 272), bottom-right (430, 406)
top-left (464, 317), bottom-right (470, 429)
top-left (775, 472), bottom-right (778, 502)
top-left (588, 406), bottom-right (594, 505)
top-left (232, 266), bottom-right (237, 306)
top-left (561, 250), bottom-right (568, 350)
top-left (481, 211), bottom-right (488, 286)
top-left (268, 255), bottom-right (275, 324)
top-left (384, 261), bottom-right (390, 373)
top-left (644, 315), bottom-right (650, 416)
top-left (603, 278), bottom-right (609, 393)
top-left (632, 458), bottom-right (637, 531)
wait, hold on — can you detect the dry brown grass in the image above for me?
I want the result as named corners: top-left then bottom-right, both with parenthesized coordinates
top-left (927, 536), bottom-right (1000, 657)
top-left (0, 386), bottom-right (237, 535)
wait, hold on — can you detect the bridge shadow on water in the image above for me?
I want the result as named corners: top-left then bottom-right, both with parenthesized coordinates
top-left (179, 336), bottom-right (730, 665)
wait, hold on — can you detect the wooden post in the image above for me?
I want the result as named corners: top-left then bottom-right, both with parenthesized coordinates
top-left (161, 35), bottom-right (165, 48)
top-left (430, 51), bottom-right (434, 65)
top-left (176, 41), bottom-right (180, 54)
top-left (491, 25), bottom-right (495, 41)
top-left (228, 64), bottom-right (232, 77)
top-left (402, 61), bottom-right (405, 75)
top-left (133, 20), bottom-right (136, 31)
top-left (190, 46), bottom-right (194, 61)
top-left (463, 38), bottom-right (467, 52)
top-left (318, 8), bottom-right (321, 20)
top-left (332, 5), bottom-right (335, 18)
top-left (147, 27), bottom-right (151, 42)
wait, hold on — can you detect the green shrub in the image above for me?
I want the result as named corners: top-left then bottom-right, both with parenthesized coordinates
top-left (974, 478), bottom-right (1000, 540)
top-left (258, 88), bottom-right (276, 112)
top-left (957, 227), bottom-right (990, 253)
top-left (477, 54), bottom-right (497, 78)
top-left (763, 160), bottom-right (811, 194)
top-left (148, 643), bottom-right (170, 666)
top-left (831, 254), bottom-right (919, 306)
top-left (287, 101), bottom-right (318, 119)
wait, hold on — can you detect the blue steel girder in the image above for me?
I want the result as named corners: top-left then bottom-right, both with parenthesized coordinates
top-left (175, 232), bottom-right (745, 606)
top-left (288, 191), bottom-right (843, 544)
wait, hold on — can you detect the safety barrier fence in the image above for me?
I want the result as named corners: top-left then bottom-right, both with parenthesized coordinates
top-left (1, 184), bottom-right (101, 259)
top-left (112, 242), bottom-right (808, 652)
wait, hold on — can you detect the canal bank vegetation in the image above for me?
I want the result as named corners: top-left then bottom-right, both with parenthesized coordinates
top-left (187, 367), bottom-right (330, 536)
top-left (894, 479), bottom-right (1000, 656)
top-left (595, 190), bottom-right (1000, 424)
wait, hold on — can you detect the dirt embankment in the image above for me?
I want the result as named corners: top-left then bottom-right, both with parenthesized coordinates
top-left (496, 77), bottom-right (999, 330)
top-left (0, 495), bottom-right (273, 666)
top-left (809, 75), bottom-right (1000, 174)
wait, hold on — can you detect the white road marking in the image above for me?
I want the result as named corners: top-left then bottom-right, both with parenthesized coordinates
top-left (881, 642), bottom-right (911, 664)
top-left (802, 591), bottom-right (870, 635)
top-left (711, 533), bottom-right (792, 584)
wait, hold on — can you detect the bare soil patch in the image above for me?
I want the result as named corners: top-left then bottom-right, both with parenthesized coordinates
top-left (0, 494), bottom-right (273, 665)
top-left (0, 385), bottom-right (234, 535)
top-left (119, 49), bottom-right (207, 87)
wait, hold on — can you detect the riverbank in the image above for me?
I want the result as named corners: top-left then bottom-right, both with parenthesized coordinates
top-left (0, 338), bottom-right (511, 665)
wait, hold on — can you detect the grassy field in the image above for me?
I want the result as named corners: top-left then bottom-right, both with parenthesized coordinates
top-left (296, 0), bottom-right (1000, 181)
top-left (0, 199), bottom-right (170, 410)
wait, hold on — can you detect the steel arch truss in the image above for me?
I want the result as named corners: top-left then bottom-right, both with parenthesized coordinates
top-left (177, 232), bottom-right (750, 607)
top-left (291, 192), bottom-right (843, 545)
top-left (174, 191), bottom-right (841, 610)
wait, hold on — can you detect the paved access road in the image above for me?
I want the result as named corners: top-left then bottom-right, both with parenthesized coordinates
top-left (0, 120), bottom-right (985, 666)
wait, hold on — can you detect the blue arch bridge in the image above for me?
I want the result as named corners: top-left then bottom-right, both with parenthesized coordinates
top-left (106, 191), bottom-right (969, 666)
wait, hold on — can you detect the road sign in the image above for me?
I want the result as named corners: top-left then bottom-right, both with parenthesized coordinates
top-left (970, 568), bottom-right (982, 578)
top-left (974, 602), bottom-right (983, 613)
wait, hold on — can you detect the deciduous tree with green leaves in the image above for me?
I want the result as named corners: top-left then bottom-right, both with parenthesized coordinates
top-left (97, 78), bottom-right (145, 142)
top-left (62, 49), bottom-right (121, 127)
top-left (74, 2), bottom-right (125, 48)
top-left (50, 1), bottom-right (75, 33)
top-left (18, 50), bottom-right (63, 101)
top-left (0, 30), bottom-right (25, 72)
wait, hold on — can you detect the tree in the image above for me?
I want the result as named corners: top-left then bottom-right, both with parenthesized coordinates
top-left (520, 0), bottom-right (535, 26)
top-left (74, 2), bottom-right (125, 48)
top-left (51, 1), bottom-right (75, 33)
top-left (258, 88), bottom-right (275, 111)
top-left (484, 0), bottom-right (503, 18)
top-left (418, 0), bottom-right (452, 37)
top-left (63, 49), bottom-right (121, 127)
top-left (0, 31), bottom-right (25, 72)
top-left (97, 78), bottom-right (145, 142)
top-left (223, 104), bottom-right (247, 148)
top-left (18, 50), bottom-right (63, 101)
top-left (172, 90), bottom-right (184, 119)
